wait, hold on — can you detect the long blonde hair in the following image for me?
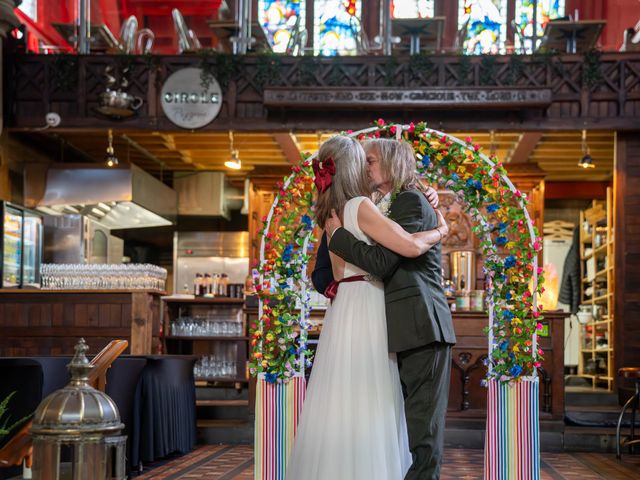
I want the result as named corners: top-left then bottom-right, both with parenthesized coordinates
top-left (314, 136), bottom-right (370, 229)
top-left (362, 138), bottom-right (424, 195)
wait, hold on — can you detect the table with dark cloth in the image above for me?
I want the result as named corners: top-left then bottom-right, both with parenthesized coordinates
top-left (132, 355), bottom-right (197, 467)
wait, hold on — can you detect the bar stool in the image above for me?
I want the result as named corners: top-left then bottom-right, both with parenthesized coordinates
top-left (616, 367), bottom-right (640, 459)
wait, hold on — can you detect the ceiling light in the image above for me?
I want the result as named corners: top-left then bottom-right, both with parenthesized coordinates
top-left (578, 154), bottom-right (595, 169)
top-left (225, 150), bottom-right (242, 170)
top-left (578, 129), bottom-right (595, 169)
top-left (225, 130), bottom-right (242, 170)
top-left (105, 129), bottom-right (119, 167)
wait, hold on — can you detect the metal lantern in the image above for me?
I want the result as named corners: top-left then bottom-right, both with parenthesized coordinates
top-left (30, 339), bottom-right (126, 480)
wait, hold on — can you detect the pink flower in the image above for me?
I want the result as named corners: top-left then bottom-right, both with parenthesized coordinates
top-left (377, 118), bottom-right (385, 126)
top-left (538, 348), bottom-right (544, 356)
top-left (346, 129), bottom-right (353, 134)
top-left (465, 136), bottom-right (472, 143)
top-left (390, 125), bottom-right (397, 135)
top-left (536, 322), bottom-right (543, 330)
top-left (533, 361), bottom-right (541, 368)
top-left (533, 241), bottom-right (542, 251)
top-left (474, 144), bottom-right (480, 151)
top-left (515, 190), bottom-right (522, 198)
top-left (408, 122), bottom-right (416, 133)
top-left (532, 311), bottom-right (540, 318)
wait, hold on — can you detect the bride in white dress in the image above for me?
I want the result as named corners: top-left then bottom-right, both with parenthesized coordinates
top-left (285, 136), bottom-right (447, 480)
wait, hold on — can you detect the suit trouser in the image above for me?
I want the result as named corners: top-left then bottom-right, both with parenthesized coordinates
top-left (397, 342), bottom-right (452, 480)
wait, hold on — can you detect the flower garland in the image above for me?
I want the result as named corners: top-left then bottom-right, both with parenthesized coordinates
top-left (251, 120), bottom-right (544, 384)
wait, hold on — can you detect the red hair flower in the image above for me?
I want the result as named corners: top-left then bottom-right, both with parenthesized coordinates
top-left (312, 156), bottom-right (336, 193)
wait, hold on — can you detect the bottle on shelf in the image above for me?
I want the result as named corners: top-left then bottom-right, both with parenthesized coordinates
top-left (203, 273), bottom-right (212, 296)
top-left (219, 273), bottom-right (229, 296)
top-left (193, 273), bottom-right (203, 296)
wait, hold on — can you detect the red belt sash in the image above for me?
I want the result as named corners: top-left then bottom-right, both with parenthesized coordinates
top-left (323, 275), bottom-right (368, 302)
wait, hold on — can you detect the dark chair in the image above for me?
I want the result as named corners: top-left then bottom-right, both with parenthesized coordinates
top-left (105, 357), bottom-right (147, 474)
top-left (31, 357), bottom-right (73, 398)
top-left (135, 356), bottom-right (197, 466)
top-left (0, 360), bottom-right (42, 480)
top-left (616, 367), bottom-right (640, 458)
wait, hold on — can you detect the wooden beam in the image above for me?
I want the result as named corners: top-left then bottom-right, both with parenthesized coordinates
top-left (508, 132), bottom-right (543, 163)
top-left (273, 133), bottom-right (302, 164)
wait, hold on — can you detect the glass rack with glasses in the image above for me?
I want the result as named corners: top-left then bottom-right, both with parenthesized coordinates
top-left (40, 263), bottom-right (167, 291)
top-left (163, 297), bottom-right (248, 384)
top-left (193, 342), bottom-right (239, 380)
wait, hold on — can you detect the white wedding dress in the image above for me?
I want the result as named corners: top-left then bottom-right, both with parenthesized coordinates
top-left (286, 196), bottom-right (411, 480)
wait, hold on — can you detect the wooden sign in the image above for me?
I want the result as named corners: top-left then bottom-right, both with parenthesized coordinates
top-left (264, 87), bottom-right (552, 108)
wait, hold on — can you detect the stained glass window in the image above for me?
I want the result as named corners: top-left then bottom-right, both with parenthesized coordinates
top-left (18, 0), bottom-right (37, 19)
top-left (391, 0), bottom-right (435, 18)
top-left (259, 0), bottom-right (305, 53)
top-left (314, 0), bottom-right (361, 56)
top-left (458, 0), bottom-right (508, 54)
top-left (515, 0), bottom-right (565, 53)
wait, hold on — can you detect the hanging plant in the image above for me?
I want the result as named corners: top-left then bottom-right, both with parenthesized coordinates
top-left (582, 49), bottom-right (603, 89)
top-left (251, 120), bottom-right (545, 384)
top-left (199, 50), bottom-right (243, 91)
top-left (50, 54), bottom-right (78, 92)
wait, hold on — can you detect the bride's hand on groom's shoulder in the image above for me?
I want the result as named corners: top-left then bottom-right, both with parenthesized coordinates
top-left (326, 209), bottom-right (342, 238)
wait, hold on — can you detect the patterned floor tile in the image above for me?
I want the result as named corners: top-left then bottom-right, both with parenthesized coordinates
top-left (135, 446), bottom-right (640, 479)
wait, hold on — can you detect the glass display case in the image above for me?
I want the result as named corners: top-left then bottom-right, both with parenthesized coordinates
top-left (1, 202), bottom-right (43, 288)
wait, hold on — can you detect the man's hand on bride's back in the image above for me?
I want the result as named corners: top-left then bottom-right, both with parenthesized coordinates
top-left (423, 186), bottom-right (439, 209)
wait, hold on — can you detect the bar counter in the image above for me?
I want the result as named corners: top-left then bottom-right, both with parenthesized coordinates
top-left (0, 289), bottom-right (163, 356)
top-left (246, 308), bottom-right (568, 421)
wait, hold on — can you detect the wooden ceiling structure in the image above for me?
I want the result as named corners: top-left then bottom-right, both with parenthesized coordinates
top-left (28, 129), bottom-right (615, 182)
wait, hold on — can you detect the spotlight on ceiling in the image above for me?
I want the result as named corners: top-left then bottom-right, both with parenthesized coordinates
top-left (224, 130), bottom-right (242, 170)
top-left (105, 129), bottom-right (119, 167)
top-left (578, 129), bottom-right (595, 169)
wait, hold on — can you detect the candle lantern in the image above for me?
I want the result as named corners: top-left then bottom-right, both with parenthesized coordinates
top-left (30, 339), bottom-right (126, 480)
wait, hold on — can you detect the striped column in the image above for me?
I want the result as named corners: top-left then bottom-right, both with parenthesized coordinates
top-left (254, 375), bottom-right (306, 480)
top-left (484, 378), bottom-right (540, 480)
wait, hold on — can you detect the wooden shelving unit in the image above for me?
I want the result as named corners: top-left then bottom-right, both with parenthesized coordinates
top-left (577, 187), bottom-right (615, 391)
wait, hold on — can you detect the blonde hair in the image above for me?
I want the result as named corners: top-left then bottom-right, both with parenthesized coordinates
top-left (362, 138), bottom-right (424, 194)
top-left (314, 136), bottom-right (370, 229)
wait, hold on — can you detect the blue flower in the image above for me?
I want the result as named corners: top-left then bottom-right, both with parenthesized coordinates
top-left (301, 214), bottom-right (313, 230)
top-left (288, 346), bottom-right (297, 355)
top-left (474, 180), bottom-right (483, 190)
top-left (282, 244), bottom-right (293, 262)
top-left (502, 310), bottom-right (515, 320)
top-left (487, 204), bottom-right (499, 213)
top-left (505, 291), bottom-right (513, 300)
top-left (498, 222), bottom-right (509, 233)
top-left (504, 256), bottom-right (516, 268)
top-left (421, 155), bottom-right (431, 168)
top-left (265, 372), bottom-right (278, 384)
top-left (496, 236), bottom-right (508, 246)
top-left (510, 365), bottom-right (523, 377)
top-left (500, 341), bottom-right (509, 352)
top-left (466, 178), bottom-right (475, 188)
top-left (450, 172), bottom-right (459, 182)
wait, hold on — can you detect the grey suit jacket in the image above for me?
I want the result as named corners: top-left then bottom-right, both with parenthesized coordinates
top-left (329, 189), bottom-right (456, 352)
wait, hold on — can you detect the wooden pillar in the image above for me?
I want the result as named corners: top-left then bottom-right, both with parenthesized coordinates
top-left (614, 131), bottom-right (640, 393)
top-left (0, 1), bottom-right (21, 201)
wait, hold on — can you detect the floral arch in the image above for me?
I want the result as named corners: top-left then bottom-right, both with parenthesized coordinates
top-left (250, 120), bottom-right (544, 384)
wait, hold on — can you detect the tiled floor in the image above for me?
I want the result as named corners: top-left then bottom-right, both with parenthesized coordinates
top-left (135, 445), bottom-right (640, 480)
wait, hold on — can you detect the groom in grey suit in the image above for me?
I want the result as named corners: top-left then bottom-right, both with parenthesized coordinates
top-left (322, 138), bottom-right (455, 480)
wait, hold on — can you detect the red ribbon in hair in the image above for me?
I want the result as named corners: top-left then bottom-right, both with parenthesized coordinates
top-left (312, 156), bottom-right (336, 193)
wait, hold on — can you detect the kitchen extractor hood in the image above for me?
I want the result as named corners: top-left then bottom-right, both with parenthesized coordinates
top-left (174, 172), bottom-right (248, 220)
top-left (26, 164), bottom-right (177, 229)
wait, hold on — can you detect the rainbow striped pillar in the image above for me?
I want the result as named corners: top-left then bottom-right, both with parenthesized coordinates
top-left (484, 377), bottom-right (540, 480)
top-left (254, 374), bottom-right (306, 480)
